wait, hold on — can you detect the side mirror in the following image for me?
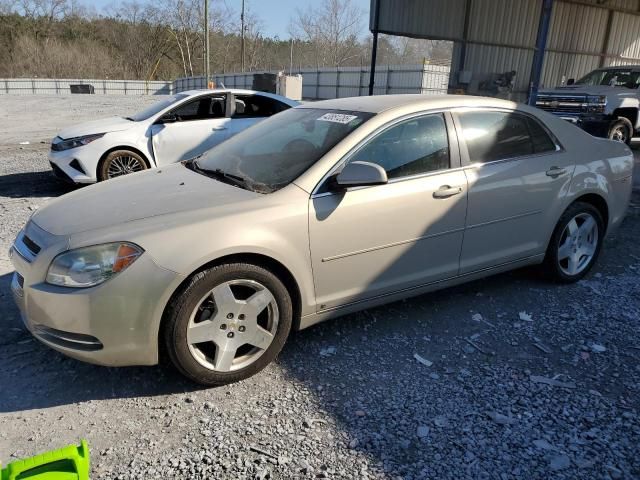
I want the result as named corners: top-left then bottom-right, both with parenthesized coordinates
top-left (335, 161), bottom-right (388, 188)
top-left (159, 113), bottom-right (178, 123)
top-left (566, 78), bottom-right (575, 86)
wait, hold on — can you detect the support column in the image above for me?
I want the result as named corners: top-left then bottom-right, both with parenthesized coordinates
top-left (527, 0), bottom-right (554, 106)
top-left (368, 0), bottom-right (381, 96)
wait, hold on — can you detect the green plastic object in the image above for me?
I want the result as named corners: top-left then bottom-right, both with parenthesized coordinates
top-left (1, 440), bottom-right (89, 480)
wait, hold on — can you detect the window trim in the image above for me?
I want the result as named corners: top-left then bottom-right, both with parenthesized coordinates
top-left (451, 107), bottom-right (564, 168)
top-left (311, 110), bottom-right (461, 198)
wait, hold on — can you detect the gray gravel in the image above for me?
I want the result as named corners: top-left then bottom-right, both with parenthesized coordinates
top-left (1, 95), bottom-right (639, 479)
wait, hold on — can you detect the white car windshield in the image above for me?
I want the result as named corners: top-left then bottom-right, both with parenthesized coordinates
top-left (191, 108), bottom-right (374, 193)
top-left (575, 69), bottom-right (640, 89)
top-left (126, 94), bottom-right (189, 121)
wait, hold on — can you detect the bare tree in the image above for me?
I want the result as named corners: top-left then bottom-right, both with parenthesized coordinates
top-left (291, 0), bottom-right (364, 67)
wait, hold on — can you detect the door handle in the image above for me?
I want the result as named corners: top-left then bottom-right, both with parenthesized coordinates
top-left (546, 166), bottom-right (567, 178)
top-left (212, 126), bottom-right (227, 131)
top-left (433, 185), bottom-right (463, 199)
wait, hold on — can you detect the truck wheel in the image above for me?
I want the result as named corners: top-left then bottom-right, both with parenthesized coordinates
top-left (608, 118), bottom-right (633, 145)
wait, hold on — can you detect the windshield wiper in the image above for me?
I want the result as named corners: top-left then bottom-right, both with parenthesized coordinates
top-left (189, 160), bottom-right (249, 189)
top-left (124, 116), bottom-right (135, 121)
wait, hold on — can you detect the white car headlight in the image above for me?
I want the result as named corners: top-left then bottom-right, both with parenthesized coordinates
top-left (51, 133), bottom-right (105, 152)
top-left (46, 242), bottom-right (143, 288)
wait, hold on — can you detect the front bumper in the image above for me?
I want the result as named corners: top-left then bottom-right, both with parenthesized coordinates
top-left (9, 226), bottom-right (181, 366)
top-left (48, 148), bottom-right (98, 184)
top-left (573, 114), bottom-right (616, 138)
top-left (544, 112), bottom-right (616, 138)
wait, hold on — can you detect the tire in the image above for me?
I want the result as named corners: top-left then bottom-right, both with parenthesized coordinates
top-left (608, 118), bottom-right (633, 145)
top-left (163, 263), bottom-right (293, 386)
top-left (98, 150), bottom-right (148, 181)
top-left (543, 201), bottom-right (604, 283)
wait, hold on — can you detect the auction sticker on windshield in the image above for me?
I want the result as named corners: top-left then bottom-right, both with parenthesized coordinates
top-left (317, 113), bottom-right (359, 124)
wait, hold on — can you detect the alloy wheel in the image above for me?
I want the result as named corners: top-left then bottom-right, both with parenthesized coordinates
top-left (557, 212), bottom-right (599, 276)
top-left (186, 279), bottom-right (279, 372)
top-left (107, 154), bottom-right (145, 178)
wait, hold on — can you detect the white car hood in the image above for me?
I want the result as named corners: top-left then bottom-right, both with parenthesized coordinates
top-left (31, 164), bottom-right (259, 235)
top-left (57, 116), bottom-right (135, 139)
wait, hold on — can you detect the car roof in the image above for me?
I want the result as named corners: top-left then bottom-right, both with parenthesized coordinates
top-left (297, 94), bottom-right (522, 114)
top-left (180, 88), bottom-right (274, 97)
top-left (178, 88), bottom-right (298, 105)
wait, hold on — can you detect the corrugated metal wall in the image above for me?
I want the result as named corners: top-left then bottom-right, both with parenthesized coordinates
top-left (0, 78), bottom-right (171, 95)
top-left (374, 0), bottom-right (640, 97)
top-left (373, 0), bottom-right (466, 40)
top-left (176, 64), bottom-right (451, 100)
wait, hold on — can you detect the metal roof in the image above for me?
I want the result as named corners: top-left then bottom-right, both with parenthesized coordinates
top-left (370, 0), bottom-right (640, 96)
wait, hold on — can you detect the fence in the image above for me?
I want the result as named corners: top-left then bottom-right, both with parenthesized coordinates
top-left (0, 78), bottom-right (172, 95)
top-left (174, 63), bottom-right (451, 99)
top-left (0, 63), bottom-right (450, 99)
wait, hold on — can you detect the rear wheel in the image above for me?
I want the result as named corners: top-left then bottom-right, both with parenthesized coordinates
top-left (543, 202), bottom-right (604, 283)
top-left (608, 118), bottom-right (632, 145)
top-left (98, 150), bottom-right (148, 181)
top-left (163, 263), bottom-right (293, 386)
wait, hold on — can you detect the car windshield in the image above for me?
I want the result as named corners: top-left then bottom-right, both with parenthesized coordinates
top-left (126, 94), bottom-right (189, 121)
top-left (193, 108), bottom-right (374, 193)
top-left (575, 69), bottom-right (640, 88)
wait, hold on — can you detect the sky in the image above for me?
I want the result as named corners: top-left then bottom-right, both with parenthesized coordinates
top-left (90, 0), bottom-right (372, 39)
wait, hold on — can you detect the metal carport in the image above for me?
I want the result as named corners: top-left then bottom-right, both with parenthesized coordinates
top-left (368, 0), bottom-right (640, 104)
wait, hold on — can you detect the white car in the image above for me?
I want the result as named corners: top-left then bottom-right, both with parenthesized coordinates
top-left (48, 89), bottom-right (299, 183)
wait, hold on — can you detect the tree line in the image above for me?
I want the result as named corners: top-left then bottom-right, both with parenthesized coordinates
top-left (0, 0), bottom-right (452, 80)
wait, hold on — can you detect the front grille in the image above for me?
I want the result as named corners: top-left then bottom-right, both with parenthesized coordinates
top-left (13, 231), bottom-right (40, 262)
top-left (536, 95), bottom-right (588, 115)
top-left (22, 234), bottom-right (41, 255)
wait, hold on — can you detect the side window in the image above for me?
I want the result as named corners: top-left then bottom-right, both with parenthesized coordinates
top-left (233, 95), bottom-right (289, 118)
top-left (457, 110), bottom-right (555, 163)
top-left (171, 95), bottom-right (226, 121)
top-left (348, 114), bottom-right (450, 180)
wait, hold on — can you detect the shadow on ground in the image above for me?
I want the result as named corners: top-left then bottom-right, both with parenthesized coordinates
top-left (0, 171), bottom-right (74, 198)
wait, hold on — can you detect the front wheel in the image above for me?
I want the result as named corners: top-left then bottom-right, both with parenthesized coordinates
top-left (163, 263), bottom-right (293, 386)
top-left (543, 202), bottom-right (604, 283)
top-left (98, 150), bottom-right (148, 181)
top-left (608, 118), bottom-right (633, 145)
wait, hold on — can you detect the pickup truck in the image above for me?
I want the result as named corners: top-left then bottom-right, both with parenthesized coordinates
top-left (536, 65), bottom-right (640, 144)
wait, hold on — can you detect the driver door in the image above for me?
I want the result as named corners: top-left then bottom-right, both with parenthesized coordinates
top-left (151, 94), bottom-right (230, 166)
top-left (309, 113), bottom-right (468, 311)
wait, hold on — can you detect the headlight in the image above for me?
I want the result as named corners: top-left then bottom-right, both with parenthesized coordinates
top-left (46, 242), bottom-right (143, 288)
top-left (587, 95), bottom-right (606, 105)
top-left (51, 133), bottom-right (105, 152)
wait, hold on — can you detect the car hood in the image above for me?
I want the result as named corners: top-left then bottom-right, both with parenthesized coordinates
top-left (31, 164), bottom-right (259, 235)
top-left (539, 85), bottom-right (628, 96)
top-left (57, 116), bottom-right (135, 139)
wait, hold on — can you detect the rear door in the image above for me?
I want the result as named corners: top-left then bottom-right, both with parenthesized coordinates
top-left (227, 93), bottom-right (292, 138)
top-left (309, 112), bottom-right (468, 310)
top-left (151, 94), bottom-right (230, 165)
top-left (453, 108), bottom-right (575, 273)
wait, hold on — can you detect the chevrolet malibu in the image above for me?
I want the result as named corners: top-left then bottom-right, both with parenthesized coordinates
top-left (10, 95), bottom-right (633, 386)
top-left (48, 89), bottom-right (298, 184)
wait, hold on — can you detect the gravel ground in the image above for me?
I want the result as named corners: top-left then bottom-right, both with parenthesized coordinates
top-left (0, 95), bottom-right (639, 480)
